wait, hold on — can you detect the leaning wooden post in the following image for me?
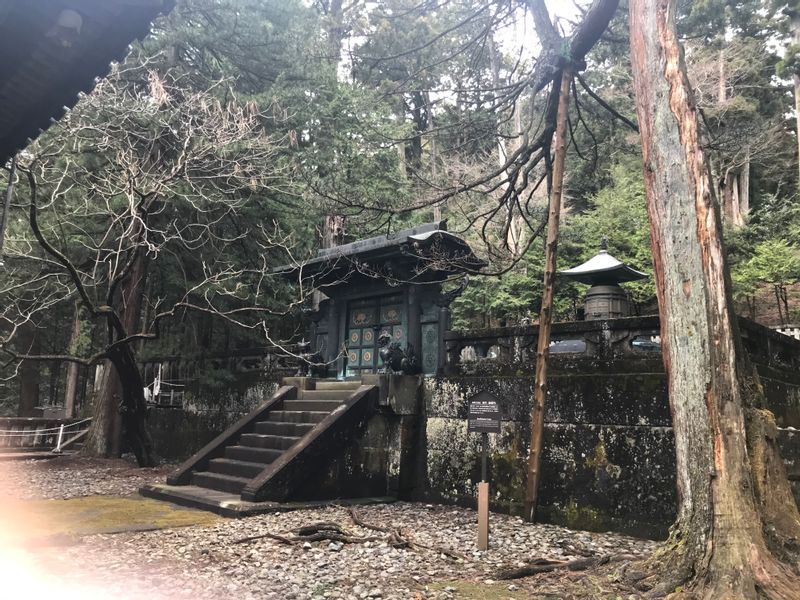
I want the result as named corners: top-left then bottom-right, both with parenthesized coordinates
top-left (524, 65), bottom-right (572, 522)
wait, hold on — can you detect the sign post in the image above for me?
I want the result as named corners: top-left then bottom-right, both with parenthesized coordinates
top-left (467, 391), bottom-right (501, 551)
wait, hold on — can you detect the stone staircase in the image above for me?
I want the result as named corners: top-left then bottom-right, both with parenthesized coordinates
top-left (141, 379), bottom-right (380, 515)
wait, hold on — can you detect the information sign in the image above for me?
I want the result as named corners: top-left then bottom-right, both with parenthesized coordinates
top-left (467, 391), bottom-right (502, 434)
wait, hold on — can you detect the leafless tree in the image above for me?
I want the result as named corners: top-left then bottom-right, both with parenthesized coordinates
top-left (0, 62), bottom-right (315, 466)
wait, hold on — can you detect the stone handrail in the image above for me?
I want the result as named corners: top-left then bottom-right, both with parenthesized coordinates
top-left (443, 316), bottom-right (661, 373)
top-left (140, 344), bottom-right (305, 406)
top-left (740, 318), bottom-right (800, 370)
top-left (442, 315), bottom-right (800, 375)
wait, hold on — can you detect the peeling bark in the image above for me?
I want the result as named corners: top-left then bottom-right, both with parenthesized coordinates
top-left (629, 1), bottom-right (800, 597)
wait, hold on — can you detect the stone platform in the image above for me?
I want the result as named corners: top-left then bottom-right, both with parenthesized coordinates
top-left (140, 482), bottom-right (394, 517)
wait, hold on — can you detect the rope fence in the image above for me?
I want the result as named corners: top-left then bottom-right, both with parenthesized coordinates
top-left (0, 418), bottom-right (92, 435)
top-left (0, 417), bottom-right (93, 451)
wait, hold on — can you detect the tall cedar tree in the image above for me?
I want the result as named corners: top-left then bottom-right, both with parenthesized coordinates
top-left (629, 0), bottom-right (800, 596)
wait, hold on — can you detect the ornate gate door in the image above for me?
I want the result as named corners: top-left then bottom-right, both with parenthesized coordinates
top-left (345, 294), bottom-right (406, 377)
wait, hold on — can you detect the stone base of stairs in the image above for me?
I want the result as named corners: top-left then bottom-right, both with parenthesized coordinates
top-left (139, 483), bottom-right (394, 518)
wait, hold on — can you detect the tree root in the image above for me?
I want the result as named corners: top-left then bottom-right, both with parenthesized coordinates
top-left (496, 554), bottom-right (641, 580)
top-left (232, 509), bottom-right (467, 562)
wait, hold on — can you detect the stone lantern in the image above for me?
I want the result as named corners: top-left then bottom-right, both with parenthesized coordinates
top-left (560, 240), bottom-right (647, 320)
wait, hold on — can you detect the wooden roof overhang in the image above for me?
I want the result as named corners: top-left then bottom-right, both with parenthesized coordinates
top-left (275, 222), bottom-right (486, 289)
top-left (0, 0), bottom-right (175, 166)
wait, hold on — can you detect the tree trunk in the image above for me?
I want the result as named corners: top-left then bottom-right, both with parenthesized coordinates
top-left (629, 1), bottom-right (800, 596)
top-left (83, 248), bottom-right (154, 465)
top-left (83, 360), bottom-right (117, 456)
top-left (17, 322), bottom-right (40, 417)
top-left (314, 214), bottom-right (346, 310)
top-left (408, 92), bottom-right (425, 171)
top-left (792, 11), bottom-right (800, 189)
top-left (109, 344), bottom-right (156, 467)
top-left (325, 0), bottom-right (344, 73)
top-left (723, 168), bottom-right (735, 223)
top-left (524, 66), bottom-right (572, 521)
top-left (740, 148), bottom-right (750, 219)
top-left (781, 285), bottom-right (790, 325)
top-left (63, 303), bottom-right (82, 418)
top-left (0, 155), bottom-right (16, 260)
top-left (730, 171), bottom-right (742, 227)
top-left (776, 285), bottom-right (786, 326)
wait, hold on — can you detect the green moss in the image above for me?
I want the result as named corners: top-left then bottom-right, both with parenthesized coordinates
top-left (560, 498), bottom-right (609, 530)
top-left (0, 495), bottom-right (219, 543)
top-left (491, 444), bottom-right (526, 504)
top-left (428, 580), bottom-right (527, 600)
top-left (585, 437), bottom-right (608, 469)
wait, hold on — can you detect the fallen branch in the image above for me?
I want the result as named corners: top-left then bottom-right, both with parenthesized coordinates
top-left (348, 507), bottom-right (467, 561)
top-left (233, 511), bottom-right (467, 562)
top-left (496, 554), bottom-right (641, 580)
top-left (233, 521), bottom-right (380, 545)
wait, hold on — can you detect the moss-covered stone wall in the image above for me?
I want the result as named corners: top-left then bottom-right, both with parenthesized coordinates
top-left (148, 378), bottom-right (279, 460)
top-left (417, 357), bottom-right (800, 539)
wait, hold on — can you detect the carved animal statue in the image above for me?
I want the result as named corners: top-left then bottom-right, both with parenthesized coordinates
top-left (295, 340), bottom-right (327, 378)
top-left (378, 333), bottom-right (421, 375)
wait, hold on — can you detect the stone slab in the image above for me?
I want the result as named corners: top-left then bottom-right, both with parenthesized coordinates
top-left (0, 450), bottom-right (67, 461)
top-left (139, 483), bottom-right (395, 518)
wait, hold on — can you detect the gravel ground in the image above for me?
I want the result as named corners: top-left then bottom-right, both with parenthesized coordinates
top-left (0, 454), bottom-right (171, 500)
top-left (1, 456), bottom-right (659, 599)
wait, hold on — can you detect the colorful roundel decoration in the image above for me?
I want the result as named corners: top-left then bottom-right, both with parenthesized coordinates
top-left (394, 329), bottom-right (403, 340)
top-left (350, 332), bottom-right (359, 343)
top-left (386, 308), bottom-right (399, 320)
top-left (363, 330), bottom-right (374, 342)
top-left (348, 351), bottom-right (358, 363)
top-left (363, 351), bottom-right (372, 362)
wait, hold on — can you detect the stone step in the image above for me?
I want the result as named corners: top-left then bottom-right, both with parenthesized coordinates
top-left (253, 421), bottom-right (316, 437)
top-left (298, 390), bottom-right (353, 401)
top-left (191, 471), bottom-right (250, 494)
top-left (207, 458), bottom-right (265, 479)
top-left (314, 380), bottom-right (361, 391)
top-left (267, 410), bottom-right (329, 424)
top-left (282, 399), bottom-right (343, 412)
top-left (224, 445), bottom-right (282, 463)
top-left (239, 433), bottom-right (300, 450)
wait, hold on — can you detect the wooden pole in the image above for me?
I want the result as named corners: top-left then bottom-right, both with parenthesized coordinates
top-left (477, 481), bottom-right (489, 550)
top-left (477, 431), bottom-right (489, 549)
top-left (524, 66), bottom-right (572, 522)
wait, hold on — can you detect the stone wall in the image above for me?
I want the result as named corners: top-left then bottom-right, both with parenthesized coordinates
top-left (148, 376), bottom-right (280, 460)
top-left (418, 366), bottom-right (676, 538)
top-left (414, 317), bottom-right (800, 538)
top-left (146, 316), bottom-right (800, 539)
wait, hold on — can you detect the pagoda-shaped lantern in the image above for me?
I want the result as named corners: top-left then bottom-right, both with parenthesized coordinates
top-left (560, 239), bottom-right (647, 320)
